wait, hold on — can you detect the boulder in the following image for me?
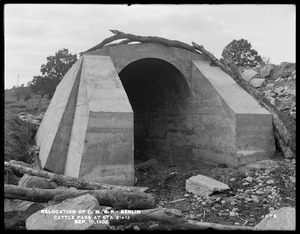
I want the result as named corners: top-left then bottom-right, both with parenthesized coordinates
top-left (18, 174), bottom-right (58, 189)
top-left (269, 97), bottom-right (275, 106)
top-left (26, 194), bottom-right (109, 230)
top-left (264, 90), bottom-right (276, 98)
top-left (265, 83), bottom-right (275, 90)
top-left (241, 69), bottom-right (259, 82)
top-left (289, 89), bottom-right (296, 96)
top-left (274, 87), bottom-right (284, 94)
top-left (260, 64), bottom-right (274, 78)
top-left (289, 111), bottom-right (296, 120)
top-left (274, 77), bottom-right (281, 82)
top-left (249, 78), bottom-right (266, 88)
top-left (186, 175), bottom-right (230, 197)
top-left (255, 207), bottom-right (295, 230)
top-left (4, 199), bottom-right (46, 229)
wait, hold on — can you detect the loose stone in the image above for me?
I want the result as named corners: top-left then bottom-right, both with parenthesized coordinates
top-left (229, 211), bottom-right (236, 217)
top-left (245, 177), bottom-right (253, 183)
top-left (266, 180), bottom-right (275, 185)
top-left (251, 195), bottom-right (259, 203)
top-left (256, 190), bottom-right (264, 195)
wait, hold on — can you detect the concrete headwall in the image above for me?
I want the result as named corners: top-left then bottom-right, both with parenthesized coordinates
top-left (89, 44), bottom-right (275, 167)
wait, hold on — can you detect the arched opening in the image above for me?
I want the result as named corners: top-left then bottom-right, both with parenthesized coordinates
top-left (119, 58), bottom-right (192, 164)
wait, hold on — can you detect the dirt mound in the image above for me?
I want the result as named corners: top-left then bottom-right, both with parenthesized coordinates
top-left (4, 109), bottom-right (37, 162)
top-left (4, 109), bottom-right (38, 184)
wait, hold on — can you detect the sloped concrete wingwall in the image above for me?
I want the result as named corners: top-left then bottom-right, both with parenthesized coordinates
top-left (72, 55), bottom-right (133, 185)
top-left (35, 57), bottom-right (83, 173)
top-left (36, 55), bottom-right (134, 185)
top-left (191, 61), bottom-right (275, 166)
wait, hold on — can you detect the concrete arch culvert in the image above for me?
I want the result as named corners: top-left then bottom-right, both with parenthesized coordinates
top-left (119, 58), bottom-right (192, 163)
top-left (35, 43), bottom-right (275, 186)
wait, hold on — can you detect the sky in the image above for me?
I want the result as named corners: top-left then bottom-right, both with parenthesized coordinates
top-left (4, 4), bottom-right (296, 89)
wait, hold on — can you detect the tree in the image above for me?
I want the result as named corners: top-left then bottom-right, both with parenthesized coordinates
top-left (30, 75), bottom-right (48, 98)
top-left (261, 56), bottom-right (271, 65)
top-left (220, 39), bottom-right (263, 67)
top-left (30, 49), bottom-right (77, 99)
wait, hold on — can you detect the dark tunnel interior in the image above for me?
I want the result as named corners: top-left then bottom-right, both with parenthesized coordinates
top-left (118, 58), bottom-right (191, 163)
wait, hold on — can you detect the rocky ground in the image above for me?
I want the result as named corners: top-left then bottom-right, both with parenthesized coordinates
top-left (240, 62), bottom-right (296, 120)
top-left (130, 156), bottom-right (295, 230)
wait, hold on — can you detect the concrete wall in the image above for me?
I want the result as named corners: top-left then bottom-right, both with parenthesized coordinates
top-left (191, 61), bottom-right (275, 166)
top-left (37, 55), bottom-right (134, 185)
top-left (35, 57), bottom-right (83, 173)
top-left (89, 44), bottom-right (208, 165)
top-left (88, 43), bottom-right (208, 86)
top-left (70, 55), bottom-right (134, 185)
top-left (86, 43), bottom-right (275, 167)
top-left (36, 43), bottom-right (276, 186)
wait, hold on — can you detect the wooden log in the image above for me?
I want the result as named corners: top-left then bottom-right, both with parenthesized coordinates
top-left (192, 41), bottom-right (295, 159)
top-left (107, 208), bottom-right (254, 230)
top-left (4, 161), bottom-right (148, 193)
top-left (4, 184), bottom-right (156, 210)
top-left (79, 34), bottom-right (125, 55)
top-left (192, 42), bottom-right (230, 73)
top-left (80, 29), bottom-right (200, 55)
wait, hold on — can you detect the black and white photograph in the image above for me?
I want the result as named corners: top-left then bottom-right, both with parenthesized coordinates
top-left (3, 4), bottom-right (296, 231)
